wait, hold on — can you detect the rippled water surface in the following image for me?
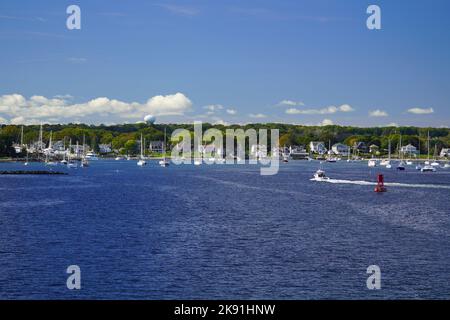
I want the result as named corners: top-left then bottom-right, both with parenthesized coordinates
top-left (1, 160), bottom-right (450, 299)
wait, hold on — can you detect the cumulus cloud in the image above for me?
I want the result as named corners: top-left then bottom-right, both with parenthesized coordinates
top-left (339, 104), bottom-right (354, 112)
top-left (387, 122), bottom-right (399, 127)
top-left (249, 113), bottom-right (267, 119)
top-left (285, 104), bottom-right (354, 115)
top-left (203, 104), bottom-right (223, 112)
top-left (226, 109), bottom-right (237, 115)
top-left (0, 92), bottom-right (192, 124)
top-left (319, 119), bottom-right (334, 126)
top-left (407, 107), bottom-right (434, 114)
top-left (278, 99), bottom-right (304, 107)
top-left (369, 109), bottom-right (389, 117)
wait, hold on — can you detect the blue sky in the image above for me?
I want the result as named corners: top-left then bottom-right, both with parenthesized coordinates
top-left (0, 0), bottom-right (449, 126)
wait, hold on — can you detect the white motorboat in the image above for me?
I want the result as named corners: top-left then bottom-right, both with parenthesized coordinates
top-left (115, 156), bottom-right (124, 161)
top-left (85, 152), bottom-right (99, 160)
top-left (313, 169), bottom-right (330, 181)
top-left (368, 159), bottom-right (377, 167)
top-left (421, 165), bottom-right (436, 172)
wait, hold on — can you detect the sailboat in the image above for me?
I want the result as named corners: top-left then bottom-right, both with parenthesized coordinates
top-left (81, 135), bottom-right (89, 167)
top-left (326, 141), bottom-right (337, 162)
top-left (396, 135), bottom-right (405, 170)
top-left (45, 131), bottom-right (57, 166)
top-left (159, 128), bottom-right (170, 167)
top-left (66, 139), bottom-right (77, 168)
top-left (430, 144), bottom-right (440, 167)
top-left (137, 134), bottom-right (147, 166)
top-left (416, 137), bottom-right (422, 171)
top-left (421, 132), bottom-right (436, 172)
top-left (380, 138), bottom-right (392, 168)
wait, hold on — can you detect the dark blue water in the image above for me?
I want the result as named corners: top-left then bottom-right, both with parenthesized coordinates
top-left (1, 160), bottom-right (450, 299)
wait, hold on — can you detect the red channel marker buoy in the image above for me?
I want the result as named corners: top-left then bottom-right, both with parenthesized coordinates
top-left (374, 174), bottom-right (387, 193)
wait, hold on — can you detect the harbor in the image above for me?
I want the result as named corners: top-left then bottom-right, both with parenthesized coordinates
top-left (1, 159), bottom-right (450, 299)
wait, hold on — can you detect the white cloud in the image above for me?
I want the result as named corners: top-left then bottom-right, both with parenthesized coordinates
top-left (145, 93), bottom-right (192, 116)
top-left (67, 57), bottom-right (87, 64)
top-left (369, 109), bottom-right (389, 117)
top-left (0, 116), bottom-right (8, 124)
top-left (226, 109), bottom-right (237, 115)
top-left (285, 104), bottom-right (354, 115)
top-left (319, 119), bottom-right (334, 126)
top-left (203, 104), bottom-right (223, 112)
top-left (407, 107), bottom-right (434, 114)
top-left (339, 104), bottom-right (354, 112)
top-left (387, 122), bottom-right (399, 127)
top-left (0, 92), bottom-right (192, 124)
top-left (213, 119), bottom-right (229, 126)
top-left (278, 99), bottom-right (304, 107)
top-left (249, 113), bottom-right (267, 119)
top-left (157, 4), bottom-right (199, 16)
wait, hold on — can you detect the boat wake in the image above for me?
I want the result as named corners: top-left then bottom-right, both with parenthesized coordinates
top-left (310, 178), bottom-right (450, 189)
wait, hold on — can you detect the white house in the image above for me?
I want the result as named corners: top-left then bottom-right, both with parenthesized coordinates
top-left (250, 144), bottom-right (268, 159)
top-left (149, 141), bottom-right (164, 153)
top-left (99, 144), bottom-right (112, 154)
top-left (289, 146), bottom-right (309, 159)
top-left (309, 141), bottom-right (327, 155)
top-left (332, 143), bottom-right (350, 156)
top-left (400, 144), bottom-right (418, 155)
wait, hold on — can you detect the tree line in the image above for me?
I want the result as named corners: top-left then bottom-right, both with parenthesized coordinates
top-left (1, 123), bottom-right (449, 157)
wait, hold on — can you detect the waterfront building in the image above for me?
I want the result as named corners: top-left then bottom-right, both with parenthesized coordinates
top-left (309, 141), bottom-right (327, 155)
top-left (332, 143), bottom-right (350, 156)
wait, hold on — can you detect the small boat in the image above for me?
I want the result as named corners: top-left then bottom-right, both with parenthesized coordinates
top-left (137, 134), bottom-right (147, 166)
top-left (194, 159), bottom-right (202, 166)
top-left (431, 161), bottom-right (440, 167)
top-left (415, 164), bottom-right (423, 171)
top-left (313, 169), bottom-right (330, 181)
top-left (444, 163), bottom-right (450, 168)
top-left (159, 128), bottom-right (170, 167)
top-left (67, 162), bottom-right (77, 168)
top-left (406, 161), bottom-right (413, 165)
top-left (421, 165), bottom-right (436, 172)
top-left (396, 135), bottom-right (405, 171)
top-left (115, 156), bottom-right (124, 161)
top-left (368, 159), bottom-right (377, 167)
top-left (137, 159), bottom-right (147, 166)
top-left (386, 163), bottom-right (392, 169)
top-left (81, 159), bottom-right (89, 167)
top-left (397, 161), bottom-right (406, 171)
top-left (85, 152), bottom-right (99, 160)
